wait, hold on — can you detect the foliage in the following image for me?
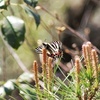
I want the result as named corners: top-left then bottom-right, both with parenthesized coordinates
top-left (23, 6), bottom-right (40, 28)
top-left (0, 0), bottom-right (100, 100)
top-left (0, 0), bottom-right (40, 49)
top-left (0, 42), bottom-right (100, 100)
top-left (24, 0), bottom-right (38, 8)
top-left (1, 16), bottom-right (25, 49)
top-left (0, 0), bottom-right (10, 10)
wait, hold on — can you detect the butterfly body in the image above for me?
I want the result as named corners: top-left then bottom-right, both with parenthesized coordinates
top-left (35, 41), bottom-right (63, 59)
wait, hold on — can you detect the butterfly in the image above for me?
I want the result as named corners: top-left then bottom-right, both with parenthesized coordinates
top-left (35, 41), bottom-right (63, 59)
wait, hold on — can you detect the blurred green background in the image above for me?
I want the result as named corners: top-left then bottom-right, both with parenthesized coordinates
top-left (0, 0), bottom-right (67, 80)
top-left (0, 0), bottom-right (100, 81)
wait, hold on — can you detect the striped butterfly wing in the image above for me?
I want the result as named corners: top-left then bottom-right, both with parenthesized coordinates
top-left (35, 41), bottom-right (62, 59)
top-left (35, 43), bottom-right (51, 54)
top-left (50, 41), bottom-right (62, 58)
top-left (49, 41), bottom-right (62, 53)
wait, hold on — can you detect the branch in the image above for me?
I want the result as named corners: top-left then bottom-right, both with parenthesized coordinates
top-left (0, 31), bottom-right (29, 73)
top-left (38, 4), bottom-right (100, 54)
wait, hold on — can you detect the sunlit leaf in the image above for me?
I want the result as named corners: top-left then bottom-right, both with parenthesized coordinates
top-left (24, 0), bottom-right (38, 8)
top-left (3, 80), bottom-right (15, 95)
top-left (18, 72), bottom-right (33, 83)
top-left (0, 87), bottom-right (6, 97)
top-left (1, 16), bottom-right (26, 49)
top-left (0, 80), bottom-right (15, 97)
top-left (0, 0), bottom-right (10, 10)
top-left (24, 7), bottom-right (40, 27)
top-left (18, 84), bottom-right (37, 100)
